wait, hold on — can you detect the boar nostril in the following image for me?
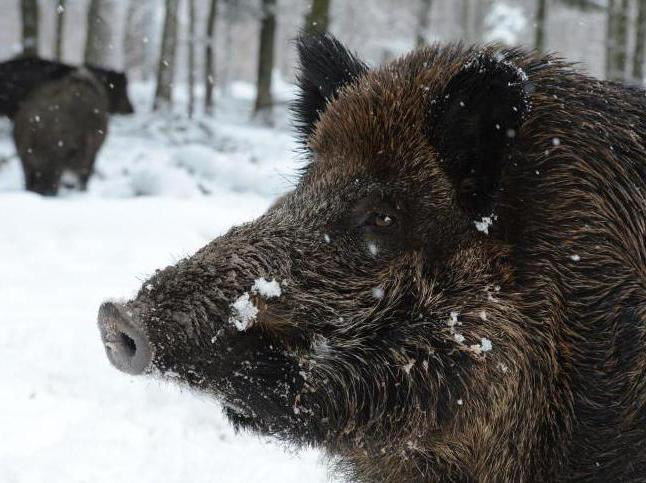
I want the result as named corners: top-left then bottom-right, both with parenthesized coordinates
top-left (97, 302), bottom-right (152, 376)
top-left (119, 332), bottom-right (137, 357)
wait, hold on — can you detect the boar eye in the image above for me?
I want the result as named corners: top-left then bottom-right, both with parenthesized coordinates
top-left (366, 212), bottom-right (396, 229)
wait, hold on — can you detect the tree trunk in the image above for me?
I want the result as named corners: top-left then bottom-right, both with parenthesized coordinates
top-left (85, 0), bottom-right (117, 66)
top-left (304, 0), bottom-right (330, 36)
top-left (534, 0), bottom-right (547, 52)
top-left (253, 0), bottom-right (277, 125)
top-left (124, 0), bottom-right (155, 80)
top-left (55, 0), bottom-right (65, 60)
top-left (21, 0), bottom-right (39, 56)
top-left (415, 0), bottom-right (433, 48)
top-left (187, 0), bottom-right (196, 118)
top-left (205, 0), bottom-right (218, 115)
top-left (633, 0), bottom-right (646, 82)
top-left (606, 0), bottom-right (629, 81)
top-left (153, 0), bottom-right (180, 111)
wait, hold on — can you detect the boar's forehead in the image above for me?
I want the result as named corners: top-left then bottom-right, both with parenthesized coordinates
top-left (305, 56), bottom-right (458, 192)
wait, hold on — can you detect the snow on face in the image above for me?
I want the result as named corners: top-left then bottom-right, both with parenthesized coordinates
top-left (474, 214), bottom-right (498, 234)
top-left (480, 337), bottom-right (493, 352)
top-left (367, 242), bottom-right (379, 256)
top-left (251, 277), bottom-right (282, 298)
top-left (230, 278), bottom-right (282, 331)
top-left (229, 292), bottom-right (258, 331)
top-left (470, 337), bottom-right (493, 354)
top-left (371, 286), bottom-right (385, 299)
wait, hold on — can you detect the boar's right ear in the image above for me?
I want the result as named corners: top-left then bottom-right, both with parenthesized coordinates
top-left (292, 34), bottom-right (368, 146)
top-left (428, 50), bottom-right (531, 216)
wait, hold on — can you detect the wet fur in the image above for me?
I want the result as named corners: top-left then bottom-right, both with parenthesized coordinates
top-left (116, 36), bottom-right (645, 482)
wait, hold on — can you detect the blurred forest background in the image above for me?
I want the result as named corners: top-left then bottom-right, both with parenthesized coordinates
top-left (2, 0), bottom-right (645, 125)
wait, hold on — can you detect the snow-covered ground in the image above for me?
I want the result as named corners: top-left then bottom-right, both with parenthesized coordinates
top-left (0, 84), bottom-right (333, 483)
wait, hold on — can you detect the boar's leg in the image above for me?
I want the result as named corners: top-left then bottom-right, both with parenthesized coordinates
top-left (24, 167), bottom-right (62, 196)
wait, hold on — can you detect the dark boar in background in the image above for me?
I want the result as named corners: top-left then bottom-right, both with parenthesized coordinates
top-left (98, 35), bottom-right (646, 482)
top-left (0, 57), bottom-right (73, 119)
top-left (4, 57), bottom-right (134, 195)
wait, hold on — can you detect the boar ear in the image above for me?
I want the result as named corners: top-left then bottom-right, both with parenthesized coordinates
top-left (292, 33), bottom-right (368, 146)
top-left (428, 51), bottom-right (531, 215)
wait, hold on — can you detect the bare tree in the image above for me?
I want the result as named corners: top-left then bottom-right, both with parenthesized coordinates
top-left (304, 0), bottom-right (331, 36)
top-left (634, 0), bottom-right (646, 82)
top-left (253, 0), bottom-right (277, 125)
top-left (21, 0), bottom-right (39, 56)
top-left (205, 0), bottom-right (218, 114)
top-left (535, 0), bottom-right (547, 52)
top-left (415, 0), bottom-right (433, 48)
top-left (606, 0), bottom-right (629, 81)
top-left (153, 0), bottom-right (180, 111)
top-left (187, 0), bottom-right (197, 118)
top-left (124, 0), bottom-right (156, 80)
top-left (85, 0), bottom-right (118, 66)
top-left (55, 0), bottom-right (66, 60)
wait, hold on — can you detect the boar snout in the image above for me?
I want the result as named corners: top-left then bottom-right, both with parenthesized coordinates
top-left (98, 301), bottom-right (152, 375)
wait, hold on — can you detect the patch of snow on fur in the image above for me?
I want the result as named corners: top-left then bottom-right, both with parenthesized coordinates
top-left (251, 277), bottom-right (282, 298)
top-left (402, 359), bottom-right (415, 374)
top-left (371, 286), bottom-right (385, 299)
top-left (474, 214), bottom-right (497, 234)
top-left (570, 254), bottom-right (581, 262)
top-left (447, 311), bottom-right (460, 327)
top-left (367, 242), bottom-right (379, 256)
top-left (480, 338), bottom-right (493, 352)
top-left (229, 292), bottom-right (258, 331)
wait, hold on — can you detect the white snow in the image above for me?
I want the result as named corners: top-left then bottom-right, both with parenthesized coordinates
top-left (402, 359), bottom-right (415, 374)
top-left (371, 286), bottom-right (385, 299)
top-left (480, 338), bottom-right (493, 352)
top-left (367, 242), bottom-right (379, 256)
top-left (229, 292), bottom-right (259, 331)
top-left (474, 214), bottom-right (497, 235)
top-left (447, 311), bottom-right (460, 328)
top-left (570, 254), bottom-right (581, 262)
top-left (0, 83), bottom-right (330, 483)
top-left (251, 277), bottom-right (282, 299)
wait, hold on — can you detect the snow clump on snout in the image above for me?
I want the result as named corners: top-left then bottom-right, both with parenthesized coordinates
top-left (229, 277), bottom-right (282, 331)
top-left (229, 293), bottom-right (259, 331)
top-left (251, 277), bottom-right (282, 298)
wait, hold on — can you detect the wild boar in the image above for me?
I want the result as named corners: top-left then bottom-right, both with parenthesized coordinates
top-left (98, 35), bottom-right (646, 482)
top-left (10, 62), bottom-right (133, 195)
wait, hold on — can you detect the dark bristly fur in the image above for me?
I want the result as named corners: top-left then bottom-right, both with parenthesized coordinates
top-left (291, 34), bottom-right (368, 147)
top-left (100, 35), bottom-right (645, 482)
top-left (2, 56), bottom-right (135, 195)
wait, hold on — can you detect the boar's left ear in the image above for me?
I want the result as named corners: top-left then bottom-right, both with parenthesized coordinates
top-left (292, 34), bottom-right (368, 147)
top-left (428, 51), bottom-right (531, 215)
